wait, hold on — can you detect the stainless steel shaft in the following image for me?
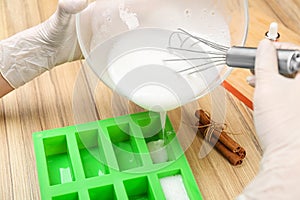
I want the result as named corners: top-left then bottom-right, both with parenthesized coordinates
top-left (226, 46), bottom-right (300, 75)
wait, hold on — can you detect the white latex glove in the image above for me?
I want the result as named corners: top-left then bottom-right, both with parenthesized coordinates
top-left (0, 0), bottom-right (89, 88)
top-left (246, 74), bottom-right (256, 88)
top-left (246, 42), bottom-right (300, 87)
top-left (237, 39), bottom-right (300, 199)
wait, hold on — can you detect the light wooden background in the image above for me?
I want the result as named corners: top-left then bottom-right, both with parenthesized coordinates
top-left (0, 0), bottom-right (300, 200)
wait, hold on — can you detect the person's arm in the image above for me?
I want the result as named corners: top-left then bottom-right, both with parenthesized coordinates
top-left (0, 0), bottom-right (88, 98)
top-left (237, 39), bottom-right (300, 199)
top-left (0, 74), bottom-right (13, 97)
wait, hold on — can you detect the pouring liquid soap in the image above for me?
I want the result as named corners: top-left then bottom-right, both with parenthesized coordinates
top-left (102, 28), bottom-right (228, 150)
top-left (160, 111), bottom-right (167, 143)
top-left (88, 28), bottom-right (229, 163)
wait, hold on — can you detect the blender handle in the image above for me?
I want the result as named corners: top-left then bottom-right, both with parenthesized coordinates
top-left (226, 46), bottom-right (300, 75)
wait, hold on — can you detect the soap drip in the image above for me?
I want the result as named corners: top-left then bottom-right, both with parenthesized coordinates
top-left (160, 111), bottom-right (167, 144)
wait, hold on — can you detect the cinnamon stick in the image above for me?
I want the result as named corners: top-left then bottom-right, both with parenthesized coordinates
top-left (195, 109), bottom-right (246, 158)
top-left (197, 122), bottom-right (243, 166)
top-left (199, 123), bottom-right (243, 166)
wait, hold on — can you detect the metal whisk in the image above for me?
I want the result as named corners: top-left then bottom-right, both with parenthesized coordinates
top-left (165, 28), bottom-right (300, 75)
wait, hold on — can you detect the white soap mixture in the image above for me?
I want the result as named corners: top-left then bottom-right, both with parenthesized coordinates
top-left (107, 47), bottom-right (207, 112)
top-left (87, 27), bottom-right (230, 129)
top-left (84, 0), bottom-right (232, 114)
top-left (103, 28), bottom-right (230, 113)
top-left (86, 2), bottom-right (231, 128)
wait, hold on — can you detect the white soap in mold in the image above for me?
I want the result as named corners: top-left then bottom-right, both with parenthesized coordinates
top-left (147, 139), bottom-right (168, 164)
top-left (160, 175), bottom-right (190, 200)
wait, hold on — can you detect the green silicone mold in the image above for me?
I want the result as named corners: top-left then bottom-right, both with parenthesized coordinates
top-left (33, 111), bottom-right (203, 200)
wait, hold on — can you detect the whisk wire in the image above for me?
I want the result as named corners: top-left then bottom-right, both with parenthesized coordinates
top-left (167, 47), bottom-right (226, 56)
top-left (166, 28), bottom-right (230, 74)
top-left (176, 28), bottom-right (229, 52)
top-left (164, 56), bottom-right (226, 62)
top-left (177, 59), bottom-right (226, 74)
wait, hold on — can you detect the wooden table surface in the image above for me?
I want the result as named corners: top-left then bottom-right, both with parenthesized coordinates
top-left (0, 0), bottom-right (300, 199)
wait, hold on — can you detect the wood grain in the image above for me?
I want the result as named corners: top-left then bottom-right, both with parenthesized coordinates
top-left (0, 0), bottom-right (299, 199)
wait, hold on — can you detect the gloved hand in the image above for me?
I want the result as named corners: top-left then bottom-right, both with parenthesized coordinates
top-left (237, 39), bottom-right (300, 199)
top-left (246, 42), bottom-right (300, 87)
top-left (246, 73), bottom-right (256, 88)
top-left (0, 0), bottom-right (89, 88)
